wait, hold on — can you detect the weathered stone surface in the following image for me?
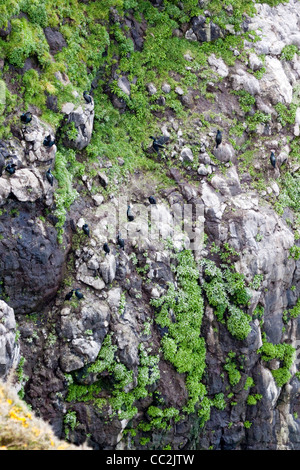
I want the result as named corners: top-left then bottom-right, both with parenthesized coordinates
top-left (0, 204), bottom-right (69, 314)
top-left (213, 142), bottom-right (236, 164)
top-left (59, 299), bottom-right (110, 373)
top-left (44, 27), bottom-right (67, 54)
top-left (62, 101), bottom-right (95, 151)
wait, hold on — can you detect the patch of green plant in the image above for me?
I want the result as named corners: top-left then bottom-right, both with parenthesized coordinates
top-left (66, 334), bottom-right (160, 422)
top-left (151, 249), bottom-right (207, 420)
top-left (53, 148), bottom-right (85, 243)
top-left (223, 351), bottom-right (241, 387)
top-left (282, 297), bottom-right (300, 324)
top-left (289, 245), bottom-right (300, 261)
top-left (247, 394), bottom-right (262, 405)
top-left (244, 376), bottom-right (254, 390)
top-left (201, 256), bottom-right (253, 340)
top-left (257, 333), bottom-right (296, 387)
top-left (212, 393), bottom-right (226, 410)
top-left (275, 102), bottom-right (297, 127)
top-left (280, 44), bottom-right (299, 61)
top-left (231, 90), bottom-right (256, 113)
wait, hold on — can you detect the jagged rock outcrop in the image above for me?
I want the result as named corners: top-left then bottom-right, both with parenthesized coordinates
top-left (62, 99), bottom-right (95, 151)
top-left (0, 115), bottom-right (56, 207)
top-left (0, 203), bottom-right (70, 315)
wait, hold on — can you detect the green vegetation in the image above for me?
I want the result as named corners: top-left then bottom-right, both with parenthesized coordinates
top-left (280, 44), bottom-right (299, 61)
top-left (224, 352), bottom-right (241, 387)
top-left (201, 255), bottom-right (252, 340)
top-left (66, 334), bottom-right (160, 422)
top-left (151, 249), bottom-right (207, 419)
top-left (258, 333), bottom-right (296, 387)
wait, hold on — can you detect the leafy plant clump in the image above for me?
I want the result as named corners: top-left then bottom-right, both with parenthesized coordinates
top-left (201, 255), bottom-right (252, 341)
top-left (257, 333), bottom-right (296, 387)
top-left (151, 249), bottom-right (208, 421)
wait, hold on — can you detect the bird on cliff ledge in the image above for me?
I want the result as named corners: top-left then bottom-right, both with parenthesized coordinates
top-left (103, 242), bottom-right (110, 255)
top-left (149, 135), bottom-right (169, 155)
top-left (5, 163), bottom-right (17, 175)
top-left (117, 233), bottom-right (125, 250)
top-left (270, 151), bottom-right (276, 169)
top-left (65, 290), bottom-right (74, 301)
top-left (148, 196), bottom-right (157, 205)
top-left (20, 112), bottom-right (32, 124)
top-left (46, 168), bottom-right (54, 186)
top-left (75, 289), bottom-right (84, 300)
top-left (215, 130), bottom-right (222, 149)
top-left (83, 91), bottom-right (93, 104)
top-left (82, 223), bottom-right (90, 237)
top-left (43, 135), bottom-right (55, 148)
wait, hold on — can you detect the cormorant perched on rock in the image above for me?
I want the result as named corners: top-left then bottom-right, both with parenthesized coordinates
top-left (65, 290), bottom-right (74, 301)
top-left (215, 130), bottom-right (222, 149)
top-left (46, 168), bottom-right (54, 186)
top-left (83, 91), bottom-right (92, 104)
top-left (270, 151), bottom-right (276, 169)
top-left (148, 196), bottom-right (157, 205)
top-left (43, 135), bottom-right (55, 148)
top-left (20, 112), bottom-right (32, 124)
top-left (82, 223), bottom-right (90, 237)
top-left (103, 242), bottom-right (110, 255)
top-left (5, 163), bottom-right (17, 175)
top-left (150, 135), bottom-right (168, 155)
top-left (75, 289), bottom-right (84, 300)
top-left (127, 205), bottom-right (134, 221)
top-left (117, 233), bottom-right (125, 250)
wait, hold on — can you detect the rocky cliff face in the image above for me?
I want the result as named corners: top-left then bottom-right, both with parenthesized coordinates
top-left (0, 0), bottom-right (300, 451)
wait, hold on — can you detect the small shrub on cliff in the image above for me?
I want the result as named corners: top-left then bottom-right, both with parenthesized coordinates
top-left (258, 334), bottom-right (296, 387)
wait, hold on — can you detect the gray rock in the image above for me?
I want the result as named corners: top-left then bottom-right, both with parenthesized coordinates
top-left (117, 76), bottom-right (131, 96)
top-left (100, 254), bottom-right (117, 284)
top-left (63, 100), bottom-right (95, 151)
top-left (0, 22), bottom-right (11, 39)
top-left (59, 300), bottom-right (110, 372)
top-left (185, 29), bottom-right (197, 41)
top-left (208, 54), bottom-right (229, 78)
top-left (213, 142), bottom-right (236, 163)
top-left (0, 209), bottom-right (68, 315)
top-left (180, 146), bottom-right (194, 162)
top-left (197, 164), bottom-right (212, 176)
top-left (98, 172), bottom-right (109, 188)
top-left (175, 86), bottom-right (184, 96)
top-left (146, 83), bottom-right (157, 95)
top-left (44, 27), bottom-right (67, 54)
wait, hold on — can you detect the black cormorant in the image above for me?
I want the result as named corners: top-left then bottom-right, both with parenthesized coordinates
top-left (148, 196), bottom-right (157, 205)
top-left (82, 223), bottom-right (90, 237)
top-left (103, 243), bottom-right (110, 255)
top-left (5, 163), bottom-right (17, 175)
top-left (127, 205), bottom-right (134, 221)
top-left (270, 151), bottom-right (276, 169)
top-left (20, 112), bottom-right (32, 124)
top-left (83, 91), bottom-right (93, 104)
top-left (65, 290), bottom-right (74, 301)
top-left (46, 168), bottom-right (54, 186)
top-left (117, 233), bottom-right (125, 250)
top-left (75, 289), bottom-right (84, 300)
top-left (216, 130), bottom-right (222, 149)
top-left (150, 135), bottom-right (168, 154)
top-left (43, 135), bottom-right (55, 148)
